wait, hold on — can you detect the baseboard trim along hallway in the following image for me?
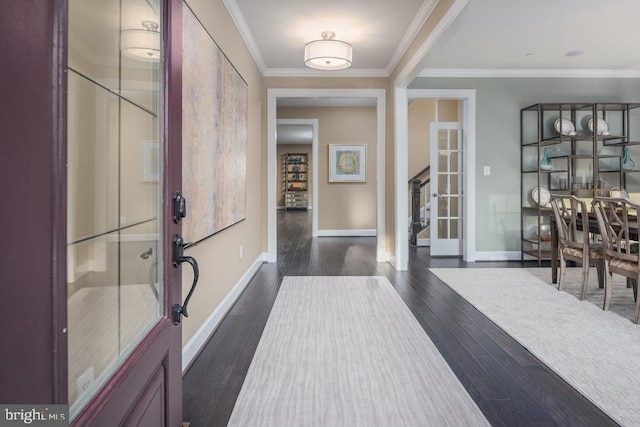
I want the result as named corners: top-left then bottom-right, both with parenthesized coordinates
top-left (182, 253), bottom-right (267, 372)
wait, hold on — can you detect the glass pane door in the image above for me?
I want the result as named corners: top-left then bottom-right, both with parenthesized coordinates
top-left (430, 123), bottom-right (463, 256)
top-left (67, 0), bottom-right (163, 418)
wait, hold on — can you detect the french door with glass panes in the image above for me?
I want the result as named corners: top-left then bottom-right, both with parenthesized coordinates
top-left (430, 122), bottom-right (463, 256)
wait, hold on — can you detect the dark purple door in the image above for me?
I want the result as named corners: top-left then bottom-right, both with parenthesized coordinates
top-left (1, 0), bottom-right (184, 424)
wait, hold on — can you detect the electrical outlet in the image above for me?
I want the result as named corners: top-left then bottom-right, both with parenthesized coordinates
top-left (76, 366), bottom-right (95, 397)
top-left (483, 166), bottom-right (491, 176)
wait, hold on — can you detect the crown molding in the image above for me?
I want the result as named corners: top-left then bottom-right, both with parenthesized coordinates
top-left (263, 68), bottom-right (389, 78)
top-left (393, 0), bottom-right (470, 88)
top-left (418, 68), bottom-right (640, 78)
top-left (222, 0), bottom-right (267, 74)
top-left (385, 0), bottom-right (438, 75)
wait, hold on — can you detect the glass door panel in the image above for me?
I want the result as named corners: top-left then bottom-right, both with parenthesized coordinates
top-left (68, 0), bottom-right (120, 92)
top-left (430, 124), bottom-right (463, 256)
top-left (67, 233), bottom-right (120, 407)
top-left (119, 222), bottom-right (161, 351)
top-left (67, 0), bottom-right (163, 419)
top-left (120, 100), bottom-right (159, 226)
top-left (67, 72), bottom-right (119, 242)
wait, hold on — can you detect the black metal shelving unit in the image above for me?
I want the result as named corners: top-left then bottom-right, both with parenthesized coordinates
top-left (521, 103), bottom-right (640, 264)
top-left (282, 153), bottom-right (309, 210)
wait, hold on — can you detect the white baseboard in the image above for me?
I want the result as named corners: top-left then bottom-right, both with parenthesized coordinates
top-left (317, 229), bottom-right (376, 237)
top-left (474, 251), bottom-right (522, 261)
top-left (387, 252), bottom-right (397, 268)
top-left (416, 238), bottom-right (430, 247)
top-left (182, 252), bottom-right (267, 372)
top-left (278, 206), bottom-right (313, 210)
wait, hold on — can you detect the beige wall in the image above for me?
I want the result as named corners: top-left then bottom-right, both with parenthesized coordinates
top-left (438, 99), bottom-right (460, 122)
top-left (408, 99), bottom-right (435, 179)
top-left (277, 144), bottom-right (313, 207)
top-left (278, 107), bottom-right (377, 231)
top-left (408, 99), bottom-right (462, 180)
top-left (180, 0), bottom-right (264, 347)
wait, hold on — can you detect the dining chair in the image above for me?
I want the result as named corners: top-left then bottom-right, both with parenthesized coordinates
top-left (550, 195), bottom-right (604, 300)
top-left (592, 196), bottom-right (640, 324)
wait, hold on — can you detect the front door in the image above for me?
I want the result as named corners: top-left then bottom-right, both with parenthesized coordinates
top-left (430, 122), bottom-right (463, 256)
top-left (66, 0), bottom-right (183, 424)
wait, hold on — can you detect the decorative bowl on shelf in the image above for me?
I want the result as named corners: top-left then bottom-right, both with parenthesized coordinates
top-left (530, 224), bottom-right (552, 241)
top-left (539, 224), bottom-right (551, 241)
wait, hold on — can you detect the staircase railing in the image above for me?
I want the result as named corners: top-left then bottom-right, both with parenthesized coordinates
top-left (409, 166), bottom-right (431, 245)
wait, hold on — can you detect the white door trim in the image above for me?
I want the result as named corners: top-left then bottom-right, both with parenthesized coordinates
top-left (267, 88), bottom-right (387, 263)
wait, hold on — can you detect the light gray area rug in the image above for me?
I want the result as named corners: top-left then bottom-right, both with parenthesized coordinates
top-left (227, 276), bottom-right (489, 427)
top-left (430, 267), bottom-right (640, 426)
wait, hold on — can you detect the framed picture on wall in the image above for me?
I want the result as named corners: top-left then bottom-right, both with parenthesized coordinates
top-left (329, 144), bottom-right (366, 182)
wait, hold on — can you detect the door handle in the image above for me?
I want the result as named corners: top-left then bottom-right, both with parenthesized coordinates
top-left (173, 192), bottom-right (187, 223)
top-left (172, 234), bottom-right (199, 325)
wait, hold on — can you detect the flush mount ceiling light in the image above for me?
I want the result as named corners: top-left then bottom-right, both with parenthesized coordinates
top-left (121, 20), bottom-right (160, 62)
top-left (304, 31), bottom-right (352, 71)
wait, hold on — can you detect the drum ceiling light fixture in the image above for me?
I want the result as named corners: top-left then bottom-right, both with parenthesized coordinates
top-left (121, 20), bottom-right (160, 62)
top-left (304, 31), bottom-right (352, 71)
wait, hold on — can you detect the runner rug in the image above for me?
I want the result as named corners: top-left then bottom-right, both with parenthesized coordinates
top-left (429, 267), bottom-right (640, 426)
top-left (227, 276), bottom-right (489, 426)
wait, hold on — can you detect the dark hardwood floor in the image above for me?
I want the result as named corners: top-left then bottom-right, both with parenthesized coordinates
top-left (183, 210), bottom-right (617, 426)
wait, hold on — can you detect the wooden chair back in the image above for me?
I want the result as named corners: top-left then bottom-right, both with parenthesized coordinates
top-left (592, 196), bottom-right (640, 263)
top-left (592, 196), bottom-right (640, 323)
top-left (550, 195), bottom-right (590, 251)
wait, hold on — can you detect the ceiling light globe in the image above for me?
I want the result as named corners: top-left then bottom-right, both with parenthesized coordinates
top-left (121, 21), bottom-right (161, 62)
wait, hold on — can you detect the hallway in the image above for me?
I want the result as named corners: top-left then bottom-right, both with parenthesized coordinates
top-left (183, 211), bottom-right (614, 426)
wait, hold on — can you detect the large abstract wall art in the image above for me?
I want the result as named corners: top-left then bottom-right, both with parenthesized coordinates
top-left (182, 6), bottom-right (248, 243)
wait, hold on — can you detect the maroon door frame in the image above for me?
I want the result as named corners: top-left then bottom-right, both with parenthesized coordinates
top-left (0, 0), bottom-right (184, 424)
top-left (0, 0), bottom-right (66, 404)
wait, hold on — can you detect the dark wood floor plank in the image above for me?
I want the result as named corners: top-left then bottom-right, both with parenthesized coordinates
top-left (183, 211), bottom-right (618, 426)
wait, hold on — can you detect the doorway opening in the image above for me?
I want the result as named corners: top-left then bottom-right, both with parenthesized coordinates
top-left (267, 89), bottom-right (387, 264)
top-left (277, 119), bottom-right (317, 234)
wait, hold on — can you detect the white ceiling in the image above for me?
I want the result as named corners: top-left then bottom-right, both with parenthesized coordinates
top-left (226, 0), bottom-right (435, 76)
top-left (225, 0), bottom-right (640, 79)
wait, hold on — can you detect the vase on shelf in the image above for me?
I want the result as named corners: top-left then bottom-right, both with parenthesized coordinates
top-left (540, 147), bottom-right (553, 171)
top-left (622, 147), bottom-right (635, 171)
